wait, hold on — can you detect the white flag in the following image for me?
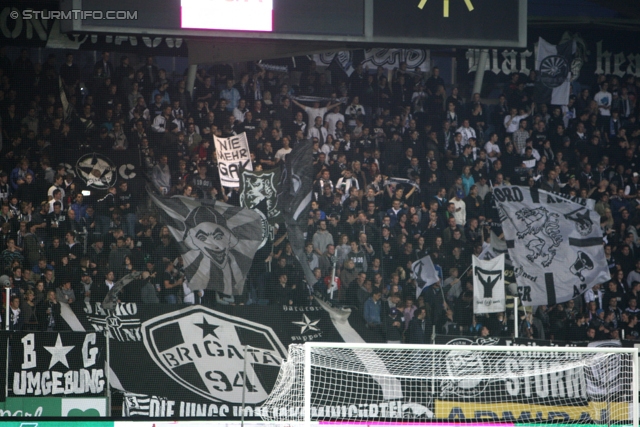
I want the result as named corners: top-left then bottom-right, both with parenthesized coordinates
top-left (412, 255), bottom-right (440, 299)
top-left (493, 186), bottom-right (610, 306)
top-left (473, 254), bottom-right (506, 314)
top-left (214, 132), bottom-right (252, 187)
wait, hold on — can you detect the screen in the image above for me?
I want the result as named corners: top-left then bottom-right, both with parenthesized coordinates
top-left (181, 0), bottom-right (273, 32)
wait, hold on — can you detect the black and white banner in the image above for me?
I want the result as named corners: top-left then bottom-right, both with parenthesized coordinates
top-left (4, 332), bottom-right (105, 398)
top-left (239, 168), bottom-right (283, 226)
top-left (214, 133), bottom-right (252, 187)
top-left (494, 186), bottom-right (609, 306)
top-left (147, 190), bottom-right (267, 296)
top-left (73, 302), bottom-right (382, 418)
top-left (472, 254), bottom-right (505, 314)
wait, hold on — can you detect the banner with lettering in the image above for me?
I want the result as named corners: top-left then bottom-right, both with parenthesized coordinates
top-left (214, 133), bottom-right (252, 187)
top-left (432, 335), bottom-right (634, 423)
top-left (460, 29), bottom-right (640, 89)
top-left (61, 301), bottom-right (381, 419)
top-left (1, 332), bottom-right (106, 400)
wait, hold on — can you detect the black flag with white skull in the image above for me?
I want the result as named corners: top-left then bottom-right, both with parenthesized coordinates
top-left (147, 188), bottom-right (267, 295)
top-left (493, 186), bottom-right (609, 306)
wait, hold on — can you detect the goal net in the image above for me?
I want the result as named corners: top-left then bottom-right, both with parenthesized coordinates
top-left (260, 343), bottom-right (639, 426)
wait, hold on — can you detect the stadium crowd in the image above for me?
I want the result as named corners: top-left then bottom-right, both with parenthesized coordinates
top-left (0, 47), bottom-right (639, 345)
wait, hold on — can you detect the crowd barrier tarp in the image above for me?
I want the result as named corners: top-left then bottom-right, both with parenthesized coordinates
top-left (0, 326), bottom-right (633, 420)
top-left (0, 331), bottom-right (106, 401)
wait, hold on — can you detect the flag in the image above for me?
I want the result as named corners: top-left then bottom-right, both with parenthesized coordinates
top-left (147, 188), bottom-right (267, 295)
top-left (412, 255), bottom-right (440, 299)
top-left (534, 37), bottom-right (575, 106)
top-left (493, 186), bottom-right (609, 306)
top-left (277, 140), bottom-right (316, 286)
top-left (473, 254), bottom-right (506, 314)
top-left (213, 133), bottom-right (252, 187)
top-left (239, 167), bottom-right (283, 225)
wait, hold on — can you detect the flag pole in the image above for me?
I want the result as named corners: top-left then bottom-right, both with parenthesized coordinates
top-left (513, 296), bottom-right (519, 338)
top-left (459, 264), bottom-right (472, 278)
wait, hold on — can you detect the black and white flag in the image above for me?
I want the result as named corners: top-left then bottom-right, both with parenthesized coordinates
top-left (277, 140), bottom-right (315, 286)
top-left (472, 254), bottom-right (506, 314)
top-left (148, 189), bottom-right (267, 295)
top-left (239, 168), bottom-right (283, 225)
top-left (493, 186), bottom-right (609, 306)
top-left (412, 255), bottom-right (440, 299)
top-left (535, 37), bottom-right (575, 106)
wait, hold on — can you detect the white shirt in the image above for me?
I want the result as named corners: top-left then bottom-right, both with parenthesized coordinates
top-left (275, 147), bottom-right (292, 162)
top-left (308, 126), bottom-right (328, 143)
top-left (48, 185), bottom-right (66, 200)
top-left (456, 125), bottom-right (476, 146)
top-left (484, 141), bottom-right (501, 157)
top-left (325, 112), bottom-right (345, 137)
top-left (594, 91), bottom-right (612, 116)
top-left (303, 106), bottom-right (328, 133)
top-left (504, 113), bottom-right (530, 133)
top-left (11, 307), bottom-right (20, 326)
top-left (233, 107), bottom-right (247, 123)
top-left (451, 197), bottom-right (466, 226)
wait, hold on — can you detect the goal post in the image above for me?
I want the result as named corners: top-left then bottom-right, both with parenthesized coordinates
top-left (260, 342), bottom-right (640, 427)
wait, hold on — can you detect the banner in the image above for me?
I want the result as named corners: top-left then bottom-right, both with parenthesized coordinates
top-left (147, 190), bottom-right (267, 295)
top-left (4, 332), bottom-right (105, 398)
top-left (472, 254), bottom-right (506, 314)
top-left (213, 133), bottom-right (252, 187)
top-left (432, 334), bottom-right (633, 423)
top-left (239, 168), bottom-right (283, 226)
top-left (412, 255), bottom-right (440, 299)
top-left (363, 49), bottom-right (430, 72)
top-left (493, 186), bottom-right (609, 306)
top-left (69, 302), bottom-right (380, 418)
top-left (535, 37), bottom-right (575, 106)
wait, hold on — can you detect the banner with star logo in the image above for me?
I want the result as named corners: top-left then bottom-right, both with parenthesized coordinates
top-left (1, 332), bottom-right (106, 400)
top-left (56, 301), bottom-right (381, 417)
